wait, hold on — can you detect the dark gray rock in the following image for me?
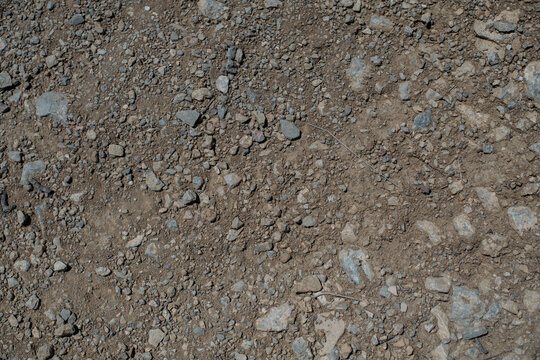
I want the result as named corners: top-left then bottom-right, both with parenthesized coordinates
top-left (0, 71), bottom-right (12, 89)
top-left (176, 110), bottom-right (201, 127)
top-left (462, 326), bottom-right (488, 340)
top-left (69, 14), bottom-right (85, 26)
top-left (413, 110), bottom-right (432, 130)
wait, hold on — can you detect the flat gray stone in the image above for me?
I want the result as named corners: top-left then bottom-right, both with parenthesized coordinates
top-left (529, 140), bottom-right (540, 154)
top-left (507, 206), bottom-right (537, 236)
top-left (338, 249), bottom-right (373, 285)
top-left (181, 190), bottom-right (198, 205)
top-left (292, 337), bottom-right (313, 360)
top-left (148, 328), bottom-right (165, 347)
top-left (108, 144), bottom-right (124, 157)
top-left (69, 14), bottom-right (84, 26)
top-left (413, 110), bottom-right (432, 130)
top-left (346, 56), bottom-right (368, 91)
top-left (398, 82), bottom-right (410, 100)
top-left (7, 151), bottom-right (22, 163)
top-left (26, 294), bottom-right (41, 310)
top-left (453, 214), bottom-right (475, 238)
top-left (255, 304), bottom-right (293, 332)
top-left (425, 276), bottom-right (451, 293)
top-left (95, 267), bottom-right (111, 276)
top-left (36, 92), bottom-right (68, 122)
top-left (265, 0), bottom-right (282, 8)
top-left (0, 71), bottom-right (12, 89)
top-left (369, 15), bottom-right (394, 31)
top-left (280, 120), bottom-right (301, 140)
top-left (146, 170), bottom-right (164, 191)
top-left (36, 344), bottom-right (54, 360)
top-left (198, 0), bottom-right (224, 19)
top-left (416, 220), bottom-right (443, 245)
top-left (462, 326), bottom-right (488, 340)
top-left (294, 275), bottom-right (322, 294)
top-left (224, 173), bottom-right (242, 188)
top-left (20, 160), bottom-right (47, 186)
top-left (450, 286), bottom-right (485, 324)
top-left (523, 290), bottom-right (540, 313)
top-left (176, 110), bottom-right (200, 127)
top-left (216, 75), bottom-right (229, 94)
top-left (524, 61), bottom-right (539, 103)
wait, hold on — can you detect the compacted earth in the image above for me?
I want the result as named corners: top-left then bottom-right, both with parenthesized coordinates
top-left (0, 0), bottom-right (539, 359)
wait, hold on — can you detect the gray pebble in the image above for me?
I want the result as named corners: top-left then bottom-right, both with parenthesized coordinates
top-left (69, 14), bottom-right (85, 26)
top-left (280, 120), bottom-right (301, 140)
top-left (7, 151), bottom-right (22, 163)
top-left (95, 267), bottom-right (111, 276)
top-left (176, 110), bottom-right (201, 128)
top-left (413, 110), bottom-right (432, 130)
top-left (0, 71), bottom-right (12, 89)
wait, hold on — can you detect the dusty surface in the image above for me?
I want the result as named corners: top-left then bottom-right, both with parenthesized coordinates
top-left (0, 1), bottom-right (539, 359)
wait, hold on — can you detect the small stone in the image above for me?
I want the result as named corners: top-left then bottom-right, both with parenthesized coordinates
top-left (398, 82), bottom-right (410, 100)
top-left (529, 140), bottom-right (540, 154)
top-left (36, 92), bottom-right (68, 122)
top-left (265, 0), bottom-right (281, 8)
top-left (53, 261), bottom-right (68, 272)
top-left (523, 290), bottom-right (540, 313)
top-left (146, 170), bottom-right (164, 192)
top-left (181, 190), bottom-right (198, 205)
top-left (148, 328), bottom-right (165, 347)
top-left (255, 304), bottom-right (293, 332)
top-left (0, 71), bottom-right (12, 89)
top-left (369, 15), bottom-right (394, 31)
top-left (413, 110), bottom-right (432, 130)
top-left (480, 234), bottom-right (508, 258)
top-left (224, 173), bottom-right (242, 188)
top-left (462, 327), bottom-right (488, 340)
top-left (453, 214), bottom-right (475, 238)
top-left (252, 130), bottom-right (266, 143)
top-left (507, 206), bottom-right (537, 236)
top-left (416, 220), bottom-right (443, 245)
top-left (26, 294), bottom-right (41, 310)
top-left (425, 277), bottom-right (451, 293)
top-left (449, 181), bottom-right (463, 195)
top-left (475, 187), bottom-right (500, 212)
top-left (36, 344), bottom-right (54, 360)
top-left (280, 120), bottom-right (301, 140)
top-left (45, 55), bottom-right (58, 68)
top-left (292, 337), bottom-right (313, 360)
top-left (339, 249), bottom-right (373, 285)
top-left (69, 14), bottom-right (85, 26)
top-left (450, 286), bottom-right (485, 322)
top-left (108, 144), bottom-right (125, 158)
top-left (17, 210), bottom-right (30, 226)
top-left (126, 234), bottom-right (144, 248)
top-left (216, 75), bottom-right (229, 94)
top-left (493, 22), bottom-right (515, 33)
top-left (176, 110), bottom-right (201, 127)
top-left (14, 259), bottom-right (30, 272)
top-left (302, 215), bottom-right (316, 228)
top-left (523, 61), bottom-right (539, 103)
top-left (347, 57), bottom-right (368, 91)
top-left (198, 0), bottom-right (224, 19)
top-left (192, 88), bottom-right (212, 101)
top-left (482, 144), bottom-right (493, 154)
top-left (20, 160), bottom-right (47, 186)
top-left (294, 275), bottom-right (322, 294)
top-left (166, 219), bottom-right (179, 232)
top-left (7, 151), bottom-right (21, 163)
top-left (54, 324), bottom-right (76, 337)
top-left (341, 222), bottom-right (359, 243)
top-left (95, 267), bottom-right (111, 276)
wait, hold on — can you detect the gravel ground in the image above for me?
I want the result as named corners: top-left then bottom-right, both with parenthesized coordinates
top-left (0, 1), bottom-right (539, 359)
